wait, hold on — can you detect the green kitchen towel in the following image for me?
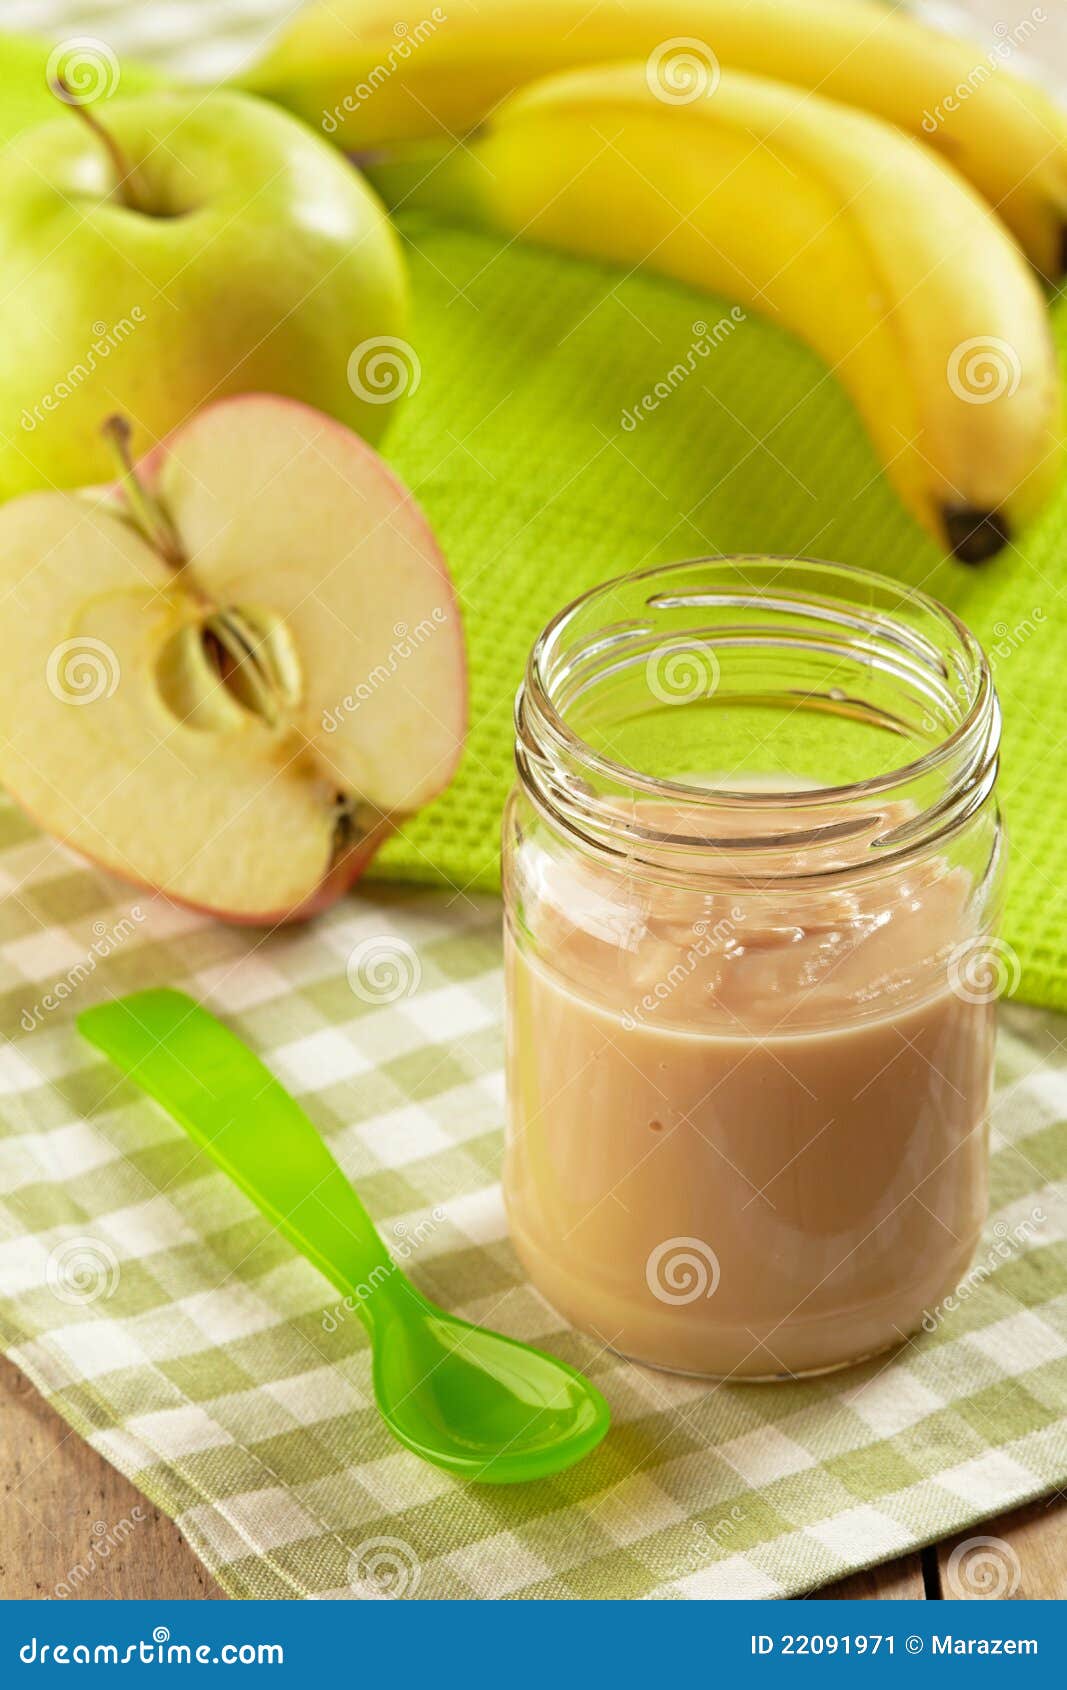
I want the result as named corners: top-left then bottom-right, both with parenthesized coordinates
top-left (0, 802), bottom-right (1065, 1599)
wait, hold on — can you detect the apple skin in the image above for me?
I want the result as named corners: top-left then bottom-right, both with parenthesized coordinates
top-left (68, 806), bottom-right (395, 929)
top-left (0, 89), bottom-right (408, 500)
top-left (11, 786), bottom-right (395, 929)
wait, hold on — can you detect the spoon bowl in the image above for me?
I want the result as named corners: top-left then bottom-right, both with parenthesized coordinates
top-left (373, 1299), bottom-right (610, 1483)
top-left (78, 989), bottom-right (610, 1484)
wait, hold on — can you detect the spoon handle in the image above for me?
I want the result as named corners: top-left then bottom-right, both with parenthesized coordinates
top-left (78, 989), bottom-right (406, 1324)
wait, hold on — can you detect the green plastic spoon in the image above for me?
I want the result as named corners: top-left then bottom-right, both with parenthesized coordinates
top-left (78, 988), bottom-right (609, 1484)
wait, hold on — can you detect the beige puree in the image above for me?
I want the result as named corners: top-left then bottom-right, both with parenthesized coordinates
top-left (504, 799), bottom-right (994, 1379)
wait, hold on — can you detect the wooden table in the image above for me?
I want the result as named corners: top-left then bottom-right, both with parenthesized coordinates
top-left (1, 1356), bottom-right (222, 1600)
top-left (2, 1354), bottom-right (1062, 1600)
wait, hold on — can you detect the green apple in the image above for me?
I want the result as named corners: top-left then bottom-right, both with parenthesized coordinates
top-left (0, 89), bottom-right (408, 499)
top-left (0, 394), bottom-right (466, 922)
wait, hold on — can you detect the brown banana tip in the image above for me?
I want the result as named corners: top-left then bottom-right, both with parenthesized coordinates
top-left (942, 506), bottom-right (1012, 564)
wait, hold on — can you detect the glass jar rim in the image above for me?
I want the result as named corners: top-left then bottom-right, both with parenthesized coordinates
top-left (515, 555), bottom-right (1000, 875)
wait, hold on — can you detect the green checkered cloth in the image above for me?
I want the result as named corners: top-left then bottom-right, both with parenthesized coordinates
top-left (1, 793), bottom-right (1066, 1600)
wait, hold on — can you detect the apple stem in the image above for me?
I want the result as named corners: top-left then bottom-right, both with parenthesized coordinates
top-left (101, 416), bottom-right (185, 570)
top-left (50, 75), bottom-right (146, 213)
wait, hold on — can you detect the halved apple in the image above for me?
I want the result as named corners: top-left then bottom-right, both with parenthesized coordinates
top-left (0, 395), bottom-right (466, 922)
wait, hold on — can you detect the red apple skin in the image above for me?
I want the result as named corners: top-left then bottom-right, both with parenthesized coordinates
top-left (15, 793), bottom-right (396, 929)
top-left (169, 811), bottom-right (397, 926)
top-left (180, 815), bottom-right (398, 925)
top-left (38, 393), bottom-right (467, 926)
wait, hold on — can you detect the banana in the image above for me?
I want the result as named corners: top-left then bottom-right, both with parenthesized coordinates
top-left (365, 64), bottom-right (1062, 560)
top-left (240, 0), bottom-right (1067, 278)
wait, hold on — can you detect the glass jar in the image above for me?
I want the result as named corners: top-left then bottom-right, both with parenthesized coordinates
top-left (502, 558), bottom-right (1004, 1380)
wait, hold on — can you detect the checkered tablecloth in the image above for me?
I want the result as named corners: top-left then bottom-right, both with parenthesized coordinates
top-left (1, 796), bottom-right (1066, 1600)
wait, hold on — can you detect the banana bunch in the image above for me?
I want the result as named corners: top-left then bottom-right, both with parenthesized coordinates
top-left (243, 0), bottom-right (1067, 277)
top-left (242, 1), bottom-right (1067, 560)
top-left (370, 65), bottom-right (1062, 560)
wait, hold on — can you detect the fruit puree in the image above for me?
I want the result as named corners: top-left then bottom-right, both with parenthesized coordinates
top-left (504, 800), bottom-right (994, 1379)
